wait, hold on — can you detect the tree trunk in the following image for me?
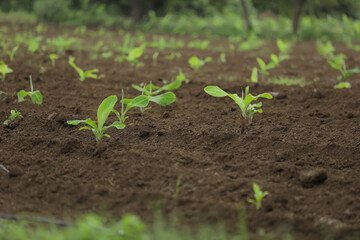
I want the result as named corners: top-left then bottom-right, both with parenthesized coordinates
top-left (240, 0), bottom-right (252, 31)
top-left (292, 0), bottom-right (306, 34)
top-left (131, 0), bottom-right (142, 23)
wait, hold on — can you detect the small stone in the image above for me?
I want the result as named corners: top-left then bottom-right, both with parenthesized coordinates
top-left (299, 169), bottom-right (327, 188)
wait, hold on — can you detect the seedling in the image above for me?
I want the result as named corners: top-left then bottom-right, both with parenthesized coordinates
top-left (47, 36), bottom-right (77, 54)
top-left (0, 62), bottom-right (13, 81)
top-left (317, 41), bottom-right (335, 59)
top-left (7, 46), bottom-right (18, 62)
top-left (17, 76), bottom-right (43, 104)
top-left (165, 52), bottom-right (181, 61)
top-left (67, 95), bottom-right (125, 142)
top-left (152, 51), bottom-right (159, 65)
top-left (248, 67), bottom-right (258, 83)
top-left (3, 110), bottom-right (22, 126)
top-left (239, 34), bottom-right (264, 51)
top-left (116, 45), bottom-right (145, 68)
top-left (256, 57), bottom-right (277, 81)
top-left (28, 36), bottom-right (42, 54)
top-left (49, 54), bottom-right (59, 67)
top-left (276, 39), bottom-right (292, 61)
top-left (69, 56), bottom-right (100, 82)
top-left (188, 56), bottom-right (212, 72)
top-left (328, 53), bottom-right (360, 88)
top-left (248, 183), bottom-right (269, 210)
top-left (204, 86), bottom-right (272, 132)
top-left (218, 53), bottom-right (226, 64)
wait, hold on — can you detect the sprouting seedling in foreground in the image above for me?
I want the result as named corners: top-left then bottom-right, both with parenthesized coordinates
top-left (248, 183), bottom-right (269, 210)
top-left (17, 76), bottom-right (43, 104)
top-left (67, 95), bottom-right (125, 142)
top-left (49, 54), bottom-right (59, 67)
top-left (188, 56), bottom-right (212, 72)
top-left (3, 110), bottom-right (22, 126)
top-left (328, 53), bottom-right (360, 88)
top-left (0, 61), bottom-right (13, 81)
top-left (69, 56), bottom-right (100, 82)
top-left (204, 86), bottom-right (273, 132)
top-left (7, 46), bottom-right (19, 62)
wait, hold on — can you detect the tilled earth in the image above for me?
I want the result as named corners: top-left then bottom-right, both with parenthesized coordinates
top-left (0, 25), bottom-right (360, 239)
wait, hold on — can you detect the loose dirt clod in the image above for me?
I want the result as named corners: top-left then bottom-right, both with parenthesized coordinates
top-left (299, 169), bottom-right (327, 188)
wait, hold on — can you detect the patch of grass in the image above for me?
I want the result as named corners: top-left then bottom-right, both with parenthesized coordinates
top-left (268, 76), bottom-right (307, 87)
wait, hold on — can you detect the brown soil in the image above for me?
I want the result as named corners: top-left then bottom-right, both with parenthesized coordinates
top-left (1, 25), bottom-right (360, 239)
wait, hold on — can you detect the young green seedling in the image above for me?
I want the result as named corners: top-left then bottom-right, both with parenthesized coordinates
top-left (152, 51), bottom-right (159, 65)
top-left (0, 62), bottom-right (13, 81)
top-left (328, 53), bottom-right (360, 88)
top-left (165, 52), bottom-right (181, 61)
top-left (7, 46), bottom-right (18, 62)
top-left (28, 36), bottom-right (42, 54)
top-left (49, 54), bottom-right (59, 67)
top-left (116, 45), bottom-right (145, 68)
top-left (317, 41), bottom-right (335, 59)
top-left (69, 56), bottom-right (100, 82)
top-left (67, 95), bottom-right (125, 142)
top-left (276, 39), bottom-right (292, 61)
top-left (188, 56), bottom-right (212, 72)
top-left (204, 86), bottom-right (272, 132)
top-left (3, 110), bottom-right (22, 126)
top-left (218, 53), bottom-right (226, 64)
top-left (248, 67), bottom-right (258, 83)
top-left (17, 76), bottom-right (43, 104)
top-left (248, 183), bottom-right (269, 210)
top-left (256, 57), bottom-right (277, 81)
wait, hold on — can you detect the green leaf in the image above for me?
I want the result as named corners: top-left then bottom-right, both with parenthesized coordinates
top-left (110, 121), bottom-right (126, 129)
top-left (204, 86), bottom-right (228, 97)
top-left (132, 84), bottom-right (145, 92)
top-left (17, 90), bottom-right (28, 102)
top-left (256, 58), bottom-right (267, 70)
top-left (251, 67), bottom-right (258, 83)
top-left (149, 92), bottom-right (176, 105)
top-left (126, 95), bottom-right (149, 111)
top-left (79, 126), bottom-right (92, 131)
top-left (188, 56), bottom-right (199, 67)
top-left (162, 79), bottom-right (182, 91)
top-left (84, 69), bottom-right (99, 79)
top-left (30, 91), bottom-right (43, 104)
top-left (334, 82), bottom-right (351, 88)
top-left (97, 95), bottom-right (118, 130)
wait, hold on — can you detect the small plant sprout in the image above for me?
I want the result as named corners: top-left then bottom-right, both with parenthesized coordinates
top-left (69, 56), bottom-right (100, 82)
top-left (327, 54), bottom-right (360, 88)
top-left (28, 36), bottom-right (42, 54)
top-left (49, 54), bottom-right (59, 67)
top-left (248, 183), bottom-right (269, 210)
top-left (165, 52), bottom-right (181, 61)
top-left (7, 46), bottom-right (19, 62)
top-left (256, 57), bottom-right (277, 81)
top-left (116, 45), bottom-right (145, 68)
top-left (0, 61), bottom-right (13, 81)
top-left (219, 53), bottom-right (227, 64)
top-left (67, 95), bottom-right (125, 142)
top-left (188, 56), bottom-right (212, 72)
top-left (276, 39), bottom-right (292, 61)
top-left (204, 86), bottom-right (272, 132)
top-left (248, 67), bottom-right (258, 83)
top-left (17, 76), bottom-right (43, 104)
top-left (3, 110), bottom-right (22, 126)
top-left (317, 41), bottom-right (335, 59)
top-left (152, 51), bottom-right (159, 65)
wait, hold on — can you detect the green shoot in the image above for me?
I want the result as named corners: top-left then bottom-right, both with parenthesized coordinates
top-left (7, 46), bottom-right (18, 62)
top-left (188, 56), bottom-right (212, 72)
top-left (328, 53), bottom-right (360, 88)
top-left (113, 90), bottom-right (150, 123)
top-left (3, 110), bottom-right (22, 126)
top-left (317, 41), bottom-right (335, 59)
top-left (276, 39), bottom-right (292, 61)
top-left (68, 56), bottom-right (99, 82)
top-left (218, 53), bottom-right (226, 64)
top-left (49, 54), bottom-right (59, 67)
top-left (0, 62), bottom-right (13, 81)
top-left (204, 86), bottom-right (272, 132)
top-left (17, 76), bottom-right (43, 104)
top-left (67, 95), bottom-right (125, 142)
top-left (248, 183), bottom-right (269, 210)
top-left (248, 67), bottom-right (258, 83)
top-left (256, 57), bottom-right (277, 81)
top-left (165, 52), bottom-right (181, 61)
top-left (152, 51), bottom-right (159, 65)
top-left (28, 36), bottom-right (42, 54)
top-left (116, 45), bottom-right (145, 68)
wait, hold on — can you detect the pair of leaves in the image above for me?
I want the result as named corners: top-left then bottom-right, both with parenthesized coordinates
top-left (248, 183), bottom-right (269, 210)
top-left (188, 56), bottom-right (212, 71)
top-left (3, 110), bottom-right (22, 126)
top-left (123, 92), bottom-right (176, 108)
top-left (204, 86), bottom-right (272, 121)
top-left (256, 57), bottom-right (277, 76)
top-left (69, 56), bottom-right (99, 82)
top-left (17, 77), bottom-right (43, 104)
top-left (67, 95), bottom-right (125, 142)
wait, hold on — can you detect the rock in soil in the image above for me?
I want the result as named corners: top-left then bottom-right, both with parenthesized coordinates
top-left (299, 169), bottom-right (327, 188)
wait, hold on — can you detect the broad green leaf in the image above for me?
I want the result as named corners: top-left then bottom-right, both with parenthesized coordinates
top-left (132, 84), bottom-right (145, 92)
top-left (256, 58), bottom-right (267, 70)
top-left (79, 126), bottom-right (92, 131)
top-left (334, 82), bottom-right (351, 88)
top-left (347, 68), bottom-right (360, 74)
top-left (149, 92), bottom-right (176, 105)
top-left (97, 95), bottom-right (118, 130)
top-left (17, 90), bottom-right (28, 102)
top-left (128, 47), bottom-right (143, 60)
top-left (328, 60), bottom-right (341, 70)
top-left (110, 121), bottom-right (126, 129)
top-left (84, 69), bottom-right (99, 79)
top-left (204, 86), bottom-right (228, 97)
top-left (253, 183), bottom-right (260, 193)
top-left (162, 79), bottom-right (182, 91)
top-left (251, 67), bottom-right (258, 83)
top-left (30, 91), bottom-right (43, 104)
top-left (188, 56), bottom-right (199, 66)
top-left (126, 95), bottom-right (149, 111)
top-left (228, 93), bottom-right (245, 114)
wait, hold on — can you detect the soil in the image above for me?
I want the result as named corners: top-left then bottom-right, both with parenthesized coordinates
top-left (0, 25), bottom-right (360, 239)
